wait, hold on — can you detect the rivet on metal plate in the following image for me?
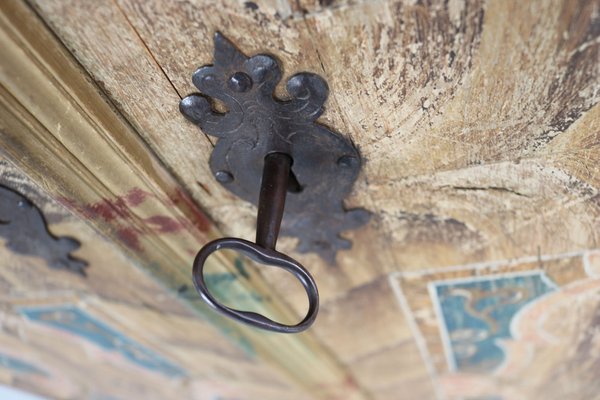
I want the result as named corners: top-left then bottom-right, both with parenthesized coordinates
top-left (180, 33), bottom-right (370, 333)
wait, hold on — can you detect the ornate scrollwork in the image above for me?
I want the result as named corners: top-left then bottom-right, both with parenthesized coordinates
top-left (180, 33), bottom-right (369, 263)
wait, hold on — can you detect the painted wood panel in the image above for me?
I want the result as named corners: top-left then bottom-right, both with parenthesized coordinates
top-left (0, 2), bottom-right (363, 398)
top-left (0, 158), bottom-right (309, 399)
top-left (1, 0), bottom-right (598, 398)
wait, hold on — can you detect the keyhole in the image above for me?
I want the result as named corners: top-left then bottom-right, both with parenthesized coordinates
top-left (287, 166), bottom-right (302, 193)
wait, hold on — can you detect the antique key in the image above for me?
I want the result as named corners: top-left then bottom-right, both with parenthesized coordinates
top-left (181, 33), bottom-right (369, 333)
top-left (192, 152), bottom-right (319, 333)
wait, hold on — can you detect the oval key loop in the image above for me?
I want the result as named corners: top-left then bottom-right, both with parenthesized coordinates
top-left (191, 153), bottom-right (319, 333)
top-left (192, 238), bottom-right (318, 333)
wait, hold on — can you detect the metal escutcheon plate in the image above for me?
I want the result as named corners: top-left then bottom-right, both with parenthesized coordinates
top-left (180, 33), bottom-right (370, 263)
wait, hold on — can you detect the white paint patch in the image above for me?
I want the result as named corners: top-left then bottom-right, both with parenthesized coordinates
top-left (583, 250), bottom-right (600, 278)
top-left (388, 274), bottom-right (446, 400)
top-left (0, 385), bottom-right (47, 400)
top-left (427, 280), bottom-right (457, 372)
top-left (447, 0), bottom-right (465, 28)
top-left (395, 249), bottom-right (587, 279)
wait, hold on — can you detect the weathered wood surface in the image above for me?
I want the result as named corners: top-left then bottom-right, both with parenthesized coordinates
top-left (0, 158), bottom-right (310, 400)
top-left (2, 0), bottom-right (599, 398)
top-left (0, 2), bottom-right (364, 399)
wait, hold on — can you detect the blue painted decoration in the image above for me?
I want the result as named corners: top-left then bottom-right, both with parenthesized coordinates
top-left (432, 271), bottom-right (556, 372)
top-left (0, 353), bottom-right (47, 376)
top-left (19, 305), bottom-right (185, 377)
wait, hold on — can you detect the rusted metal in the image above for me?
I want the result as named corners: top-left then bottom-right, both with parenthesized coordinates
top-left (255, 153), bottom-right (290, 250)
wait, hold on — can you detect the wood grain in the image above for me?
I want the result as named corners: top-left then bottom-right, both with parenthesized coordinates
top-left (0, 1), bottom-right (365, 399)
top-left (3, 0), bottom-right (599, 398)
top-left (0, 158), bottom-right (310, 400)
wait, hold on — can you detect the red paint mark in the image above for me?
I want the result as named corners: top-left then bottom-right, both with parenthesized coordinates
top-left (144, 215), bottom-right (183, 233)
top-left (83, 197), bottom-right (129, 221)
top-left (315, 374), bottom-right (361, 400)
top-left (169, 188), bottom-right (212, 232)
top-left (116, 226), bottom-right (142, 250)
top-left (343, 375), bottom-right (359, 390)
top-left (72, 188), bottom-right (152, 222)
top-left (125, 187), bottom-right (151, 207)
top-left (60, 187), bottom-right (213, 253)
